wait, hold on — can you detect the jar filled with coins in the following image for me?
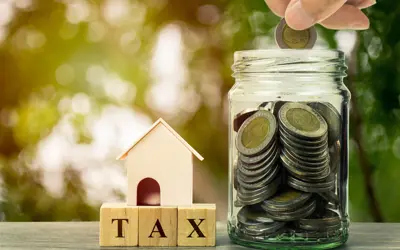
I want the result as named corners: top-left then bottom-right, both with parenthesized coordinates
top-left (227, 49), bottom-right (350, 249)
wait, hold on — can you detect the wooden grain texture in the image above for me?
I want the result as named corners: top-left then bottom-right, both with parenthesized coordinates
top-left (178, 204), bottom-right (216, 246)
top-left (0, 222), bottom-right (399, 249)
top-left (99, 203), bottom-right (138, 246)
top-left (138, 206), bottom-right (177, 246)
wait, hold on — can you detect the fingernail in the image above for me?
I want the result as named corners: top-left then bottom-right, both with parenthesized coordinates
top-left (285, 0), bottom-right (315, 30)
top-left (357, 0), bottom-right (376, 8)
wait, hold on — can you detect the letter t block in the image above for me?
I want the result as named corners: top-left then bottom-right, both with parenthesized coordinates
top-left (99, 203), bottom-right (138, 246)
top-left (178, 204), bottom-right (216, 246)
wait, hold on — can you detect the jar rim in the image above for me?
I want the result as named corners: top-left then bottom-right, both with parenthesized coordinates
top-left (234, 49), bottom-right (344, 62)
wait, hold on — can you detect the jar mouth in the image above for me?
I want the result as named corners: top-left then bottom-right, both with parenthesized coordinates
top-left (232, 49), bottom-right (346, 76)
top-left (234, 49), bottom-right (344, 62)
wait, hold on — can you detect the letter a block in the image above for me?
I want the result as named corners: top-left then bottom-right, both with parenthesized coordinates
top-left (177, 204), bottom-right (216, 246)
top-left (138, 206), bottom-right (177, 246)
top-left (99, 203), bottom-right (138, 246)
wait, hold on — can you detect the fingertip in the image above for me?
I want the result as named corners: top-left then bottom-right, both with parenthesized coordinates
top-left (264, 0), bottom-right (291, 17)
top-left (284, 0), bottom-right (315, 30)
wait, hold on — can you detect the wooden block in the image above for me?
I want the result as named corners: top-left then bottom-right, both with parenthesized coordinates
top-left (138, 206), bottom-right (177, 246)
top-left (99, 203), bottom-right (138, 246)
top-left (177, 204), bottom-right (216, 246)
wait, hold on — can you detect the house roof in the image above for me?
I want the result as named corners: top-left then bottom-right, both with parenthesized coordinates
top-left (117, 118), bottom-right (204, 161)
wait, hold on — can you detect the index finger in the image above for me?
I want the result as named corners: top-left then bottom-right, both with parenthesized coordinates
top-left (264, 0), bottom-right (291, 17)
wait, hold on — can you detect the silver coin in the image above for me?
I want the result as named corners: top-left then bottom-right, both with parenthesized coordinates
top-left (287, 176), bottom-right (335, 193)
top-left (237, 176), bottom-right (281, 205)
top-left (239, 140), bottom-right (278, 165)
top-left (262, 187), bottom-right (312, 213)
top-left (294, 229), bottom-right (340, 239)
top-left (233, 108), bottom-right (258, 132)
top-left (271, 101), bottom-right (287, 117)
top-left (279, 102), bottom-right (328, 140)
top-left (329, 140), bottom-right (341, 174)
top-left (238, 147), bottom-right (280, 173)
top-left (282, 148), bottom-right (330, 170)
top-left (280, 137), bottom-right (328, 158)
top-left (238, 220), bottom-right (286, 237)
top-left (292, 168), bottom-right (330, 183)
top-left (237, 165), bottom-right (281, 190)
top-left (275, 18), bottom-right (317, 49)
top-left (234, 199), bottom-right (244, 207)
top-left (258, 102), bottom-right (273, 111)
top-left (326, 202), bottom-right (338, 210)
top-left (280, 153), bottom-right (331, 180)
top-left (308, 102), bottom-right (341, 146)
top-left (280, 130), bottom-right (328, 152)
top-left (234, 166), bottom-right (240, 190)
top-left (319, 191), bottom-right (339, 205)
top-left (298, 210), bottom-right (341, 231)
top-left (265, 199), bottom-right (316, 221)
top-left (236, 110), bottom-right (278, 156)
top-left (280, 122), bottom-right (328, 146)
top-left (237, 206), bottom-right (270, 224)
top-left (237, 161), bottom-right (277, 184)
top-left (284, 146), bottom-right (330, 164)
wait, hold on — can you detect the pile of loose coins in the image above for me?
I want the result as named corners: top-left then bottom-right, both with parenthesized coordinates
top-left (233, 101), bottom-right (342, 238)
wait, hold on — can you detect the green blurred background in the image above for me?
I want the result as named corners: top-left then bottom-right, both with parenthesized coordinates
top-left (0, 0), bottom-right (399, 222)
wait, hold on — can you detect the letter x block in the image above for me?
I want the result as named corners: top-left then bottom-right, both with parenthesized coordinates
top-left (177, 204), bottom-right (216, 246)
top-left (138, 206), bottom-right (178, 246)
top-left (99, 203), bottom-right (138, 246)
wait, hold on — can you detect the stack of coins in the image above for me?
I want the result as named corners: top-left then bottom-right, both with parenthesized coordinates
top-left (232, 101), bottom-right (343, 239)
top-left (261, 187), bottom-right (315, 222)
top-left (235, 110), bottom-right (282, 206)
top-left (295, 209), bottom-right (341, 239)
top-left (237, 205), bottom-right (286, 237)
top-left (278, 102), bottom-right (334, 193)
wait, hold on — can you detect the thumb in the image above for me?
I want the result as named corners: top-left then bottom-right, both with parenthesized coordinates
top-left (285, 0), bottom-right (346, 30)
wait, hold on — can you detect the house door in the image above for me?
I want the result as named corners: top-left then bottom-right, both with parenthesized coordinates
top-left (137, 177), bottom-right (160, 206)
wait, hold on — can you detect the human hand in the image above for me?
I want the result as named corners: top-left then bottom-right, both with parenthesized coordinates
top-left (265, 0), bottom-right (375, 30)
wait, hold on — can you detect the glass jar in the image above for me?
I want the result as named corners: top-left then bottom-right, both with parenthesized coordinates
top-left (227, 50), bottom-right (350, 249)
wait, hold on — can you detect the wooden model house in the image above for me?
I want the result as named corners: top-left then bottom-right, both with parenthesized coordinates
top-left (117, 118), bottom-right (204, 206)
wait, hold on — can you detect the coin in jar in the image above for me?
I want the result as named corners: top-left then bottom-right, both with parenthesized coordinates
top-left (264, 198), bottom-right (316, 221)
top-left (262, 187), bottom-right (312, 213)
top-left (239, 140), bottom-right (277, 165)
top-left (236, 110), bottom-right (277, 156)
top-left (279, 136), bottom-right (329, 158)
top-left (318, 191), bottom-right (339, 205)
top-left (271, 101), bottom-right (287, 118)
top-left (279, 129), bottom-right (328, 153)
top-left (279, 102), bottom-right (328, 140)
top-left (287, 175), bottom-right (335, 193)
top-left (280, 122), bottom-right (328, 146)
top-left (329, 140), bottom-right (341, 174)
top-left (237, 176), bottom-right (281, 205)
top-left (233, 108), bottom-right (258, 132)
top-left (308, 102), bottom-right (341, 146)
top-left (237, 205), bottom-right (273, 224)
top-left (275, 18), bottom-right (317, 49)
top-left (238, 221), bottom-right (286, 237)
top-left (282, 148), bottom-right (330, 170)
top-left (297, 209), bottom-right (341, 232)
top-left (281, 148), bottom-right (329, 173)
top-left (237, 164), bottom-right (281, 190)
